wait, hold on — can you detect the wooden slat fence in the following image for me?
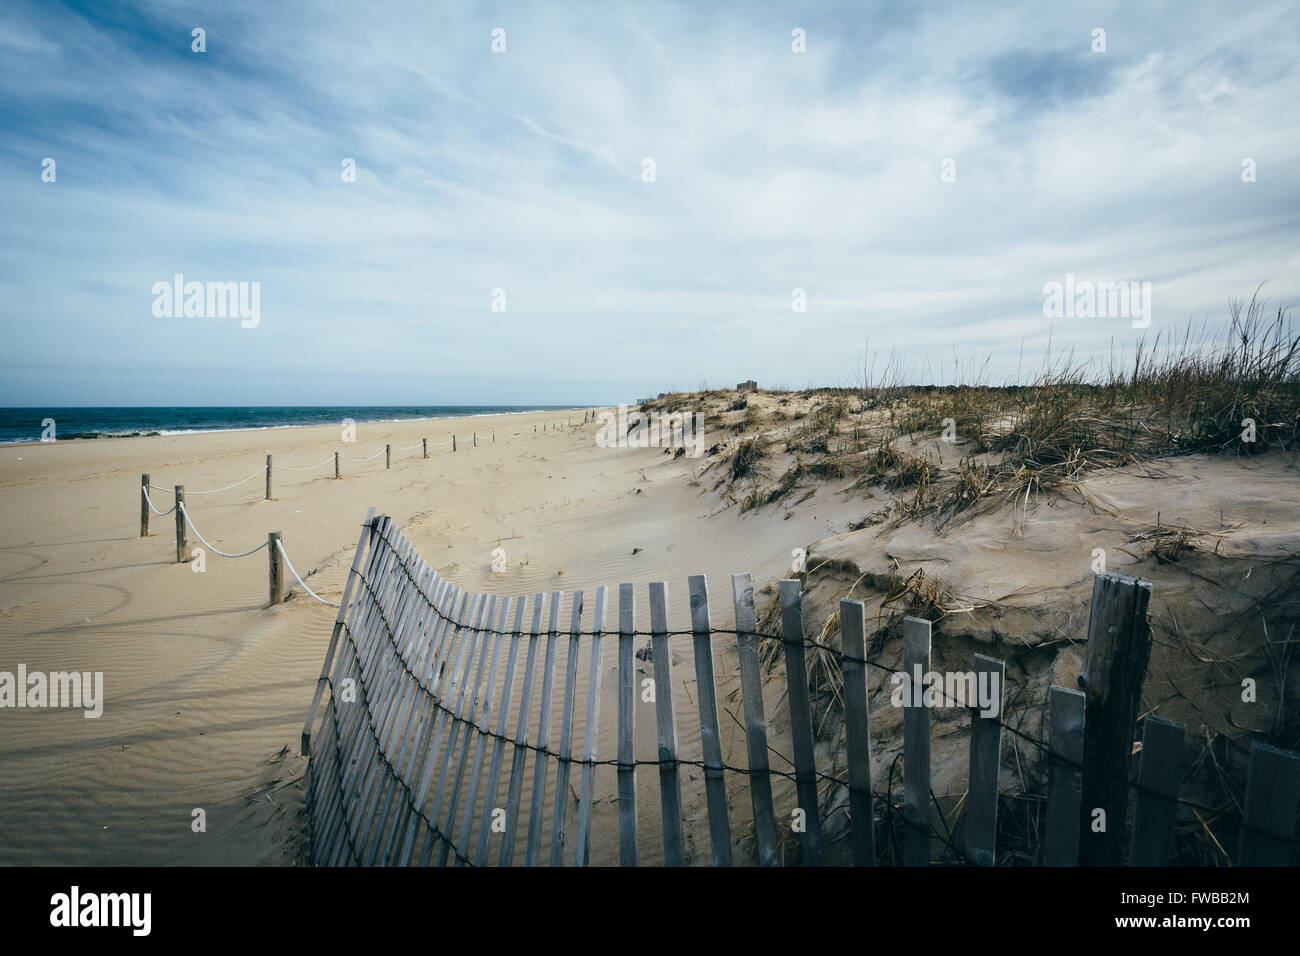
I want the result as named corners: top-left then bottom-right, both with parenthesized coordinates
top-left (302, 514), bottom-right (1300, 867)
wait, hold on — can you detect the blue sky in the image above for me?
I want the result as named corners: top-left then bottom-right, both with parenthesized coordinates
top-left (2, 0), bottom-right (1298, 405)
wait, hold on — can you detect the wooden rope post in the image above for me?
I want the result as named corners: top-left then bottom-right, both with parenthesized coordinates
top-left (473, 432), bottom-right (477, 447)
top-left (385, 444), bottom-right (391, 469)
top-left (334, 451), bottom-right (340, 478)
top-left (265, 455), bottom-right (272, 499)
top-left (140, 473), bottom-right (149, 537)
top-left (1078, 571), bottom-right (1152, 866)
top-left (452, 435), bottom-right (456, 452)
top-left (268, 531), bottom-right (284, 605)
top-left (422, 438), bottom-right (428, 459)
top-left (174, 485), bottom-right (186, 563)
top-left (492, 431), bottom-right (495, 442)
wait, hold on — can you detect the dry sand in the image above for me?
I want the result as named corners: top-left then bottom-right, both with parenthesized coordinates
top-left (2, 396), bottom-right (1296, 865)
top-left (0, 408), bottom-right (859, 865)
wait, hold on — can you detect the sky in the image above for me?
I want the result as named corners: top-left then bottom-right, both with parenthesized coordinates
top-left (1, 0), bottom-right (1298, 406)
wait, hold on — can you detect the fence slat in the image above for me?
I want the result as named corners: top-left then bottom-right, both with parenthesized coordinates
top-left (779, 579), bottom-right (822, 865)
top-left (501, 594), bottom-right (546, 866)
top-left (438, 594), bottom-right (500, 865)
top-left (1238, 742), bottom-right (1300, 866)
top-left (456, 595), bottom-right (512, 865)
top-left (839, 598), bottom-right (875, 867)
top-left (732, 573), bottom-right (778, 866)
top-left (318, 516), bottom-right (397, 863)
top-left (901, 615), bottom-right (931, 867)
top-left (650, 581), bottom-right (685, 866)
top-left (1128, 715), bottom-right (1184, 866)
top-left (616, 582), bottom-right (638, 866)
top-left (346, 538), bottom-right (427, 863)
top-left (524, 591), bottom-right (564, 866)
top-left (1045, 685), bottom-right (1086, 866)
top-left (383, 574), bottom-right (451, 863)
top-left (301, 507), bottom-right (376, 756)
top-left (964, 654), bottom-right (1005, 867)
top-left (322, 521), bottom-right (402, 864)
top-left (476, 595), bottom-right (529, 866)
top-left (395, 581), bottom-right (467, 864)
top-left (688, 574), bottom-right (732, 866)
top-left (575, 585), bottom-right (608, 866)
top-left (551, 590), bottom-right (585, 866)
top-left (356, 559), bottom-right (438, 863)
top-left (424, 591), bottom-right (489, 864)
top-left (414, 589), bottom-right (483, 865)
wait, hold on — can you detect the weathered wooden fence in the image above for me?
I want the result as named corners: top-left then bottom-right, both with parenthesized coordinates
top-left (301, 513), bottom-right (1300, 866)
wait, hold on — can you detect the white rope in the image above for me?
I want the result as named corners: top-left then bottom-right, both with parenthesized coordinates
top-left (275, 538), bottom-right (339, 607)
top-left (141, 484), bottom-right (175, 516)
top-left (396, 442), bottom-right (423, 451)
top-left (340, 448), bottom-right (386, 463)
top-left (178, 469), bottom-right (267, 496)
top-left (275, 456), bottom-right (335, 472)
top-left (178, 502), bottom-right (269, 558)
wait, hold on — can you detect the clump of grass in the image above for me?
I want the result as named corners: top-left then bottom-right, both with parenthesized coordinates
top-left (765, 460), bottom-right (806, 504)
top-left (808, 453), bottom-right (849, 480)
top-left (729, 435), bottom-right (770, 481)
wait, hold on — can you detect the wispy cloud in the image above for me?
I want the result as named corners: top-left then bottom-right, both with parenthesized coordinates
top-left (1, 0), bottom-right (1297, 404)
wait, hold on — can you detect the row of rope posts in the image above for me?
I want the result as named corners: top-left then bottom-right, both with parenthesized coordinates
top-left (136, 419), bottom-right (569, 605)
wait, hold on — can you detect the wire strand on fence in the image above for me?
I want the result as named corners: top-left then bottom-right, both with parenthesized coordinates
top-left (178, 502), bottom-right (269, 558)
top-left (141, 484), bottom-right (175, 516)
top-left (275, 537), bottom-right (340, 608)
top-left (335, 520), bottom-right (1281, 848)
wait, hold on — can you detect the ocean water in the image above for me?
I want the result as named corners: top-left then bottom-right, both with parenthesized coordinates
top-left (0, 406), bottom-right (576, 444)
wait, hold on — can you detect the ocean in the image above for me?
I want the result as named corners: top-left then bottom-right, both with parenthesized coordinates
top-left (0, 406), bottom-right (578, 444)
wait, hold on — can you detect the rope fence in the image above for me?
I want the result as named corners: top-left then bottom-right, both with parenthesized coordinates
top-left (139, 415), bottom-right (581, 498)
top-left (135, 418), bottom-right (586, 608)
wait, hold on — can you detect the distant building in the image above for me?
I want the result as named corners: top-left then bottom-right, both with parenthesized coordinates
top-left (736, 380), bottom-right (757, 392)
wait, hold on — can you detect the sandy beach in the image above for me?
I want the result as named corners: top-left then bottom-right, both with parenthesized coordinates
top-left (3, 387), bottom-right (1296, 866)
top-left (0, 406), bottom-right (853, 864)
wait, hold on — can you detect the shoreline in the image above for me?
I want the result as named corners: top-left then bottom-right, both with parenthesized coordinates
top-left (0, 404), bottom-right (601, 447)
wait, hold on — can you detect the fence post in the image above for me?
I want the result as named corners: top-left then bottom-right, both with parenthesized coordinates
top-left (334, 451), bottom-right (340, 478)
top-left (265, 455), bottom-right (272, 499)
top-left (174, 485), bottom-right (186, 563)
top-left (140, 473), bottom-right (149, 537)
top-left (1078, 572), bottom-right (1152, 866)
top-left (268, 531), bottom-right (284, 605)
top-left (385, 444), bottom-right (391, 469)
top-left (473, 432), bottom-right (477, 447)
top-left (492, 431), bottom-right (495, 442)
top-left (423, 438), bottom-right (427, 459)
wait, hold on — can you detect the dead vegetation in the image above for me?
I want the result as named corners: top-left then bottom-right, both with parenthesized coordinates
top-left (650, 293), bottom-right (1297, 533)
